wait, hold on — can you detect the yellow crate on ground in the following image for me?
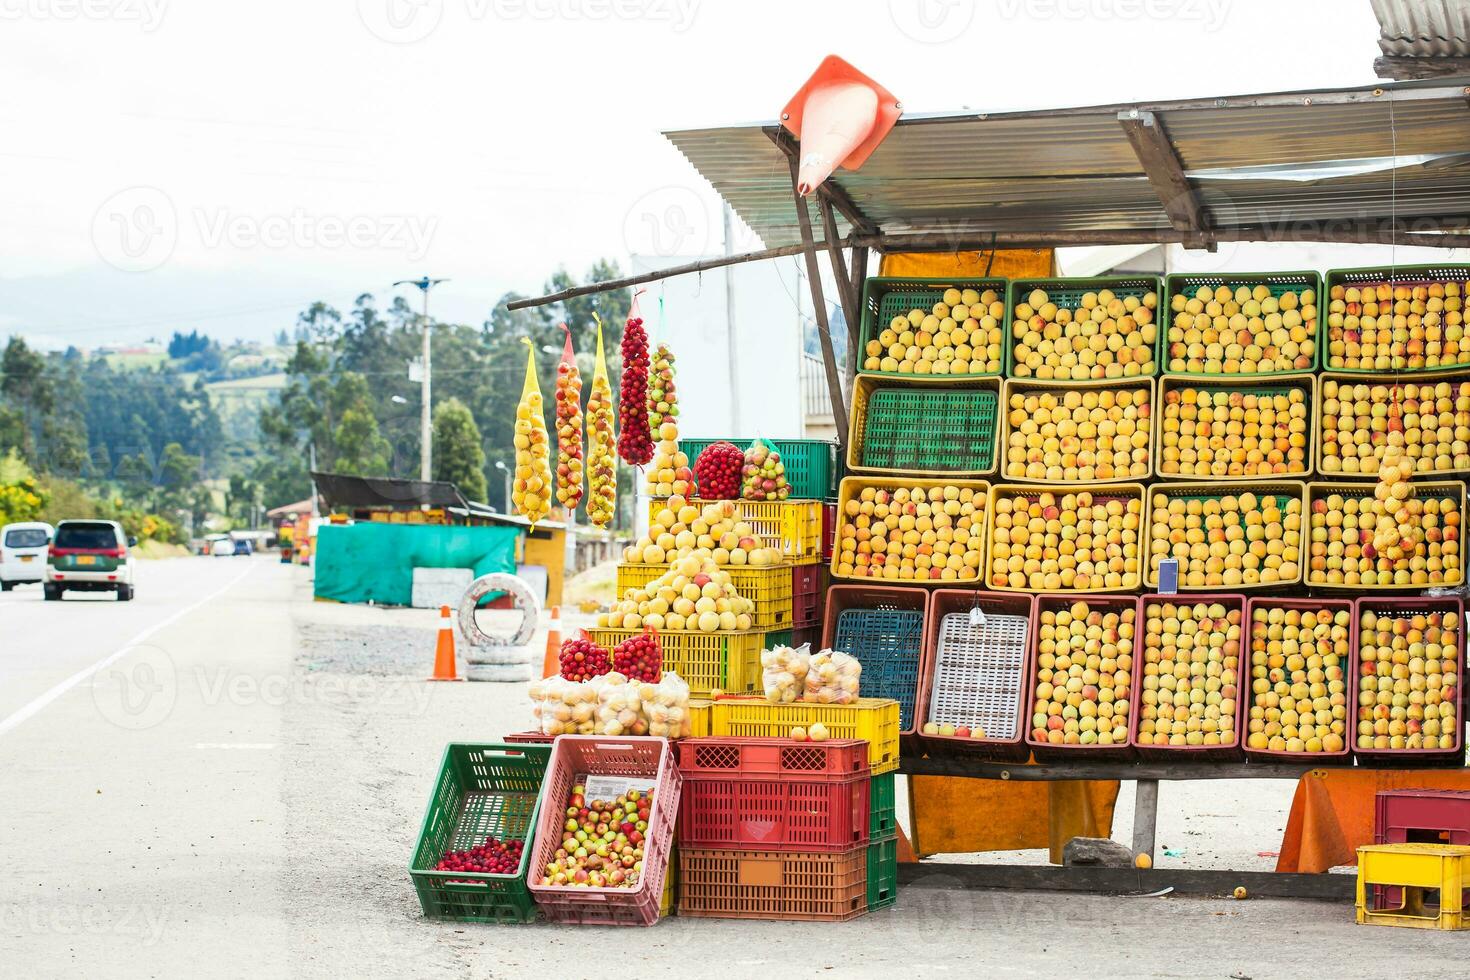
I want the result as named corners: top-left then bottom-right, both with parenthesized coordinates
top-left (614, 563), bottom-right (794, 631)
top-left (586, 628), bottom-right (761, 698)
top-left (647, 498), bottom-right (823, 565)
top-left (706, 695), bottom-right (902, 775)
top-left (1357, 843), bottom-right (1470, 930)
top-left (661, 847), bottom-right (676, 918)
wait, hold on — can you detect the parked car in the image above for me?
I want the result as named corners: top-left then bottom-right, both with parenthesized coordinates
top-left (232, 537), bottom-right (254, 556)
top-left (45, 519), bottom-right (136, 601)
top-left (206, 535), bottom-right (235, 557)
top-left (1, 521), bottom-right (54, 591)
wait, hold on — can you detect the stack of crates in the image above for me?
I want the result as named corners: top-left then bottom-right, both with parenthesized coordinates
top-left (673, 737), bottom-right (889, 919)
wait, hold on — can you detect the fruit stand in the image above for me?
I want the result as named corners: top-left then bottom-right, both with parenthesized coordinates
top-left (484, 63), bottom-right (1470, 914)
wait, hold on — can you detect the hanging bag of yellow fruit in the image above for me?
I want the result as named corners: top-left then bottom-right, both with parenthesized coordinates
top-left (513, 338), bottom-right (552, 529)
top-left (554, 323), bottom-right (584, 513)
top-left (645, 334), bottom-right (691, 498)
top-left (585, 313), bottom-right (617, 528)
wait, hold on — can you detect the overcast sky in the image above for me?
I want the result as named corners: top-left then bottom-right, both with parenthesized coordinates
top-left (0, 0), bottom-right (1386, 348)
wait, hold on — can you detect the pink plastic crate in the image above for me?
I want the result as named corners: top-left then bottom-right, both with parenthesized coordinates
top-left (1025, 594), bottom-right (1141, 762)
top-left (526, 736), bottom-right (682, 926)
top-left (1240, 597), bottom-right (1356, 764)
top-left (1353, 597), bottom-right (1465, 765)
top-left (1130, 593), bottom-right (1249, 762)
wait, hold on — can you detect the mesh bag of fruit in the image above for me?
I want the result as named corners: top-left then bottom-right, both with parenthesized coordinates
top-left (617, 291), bottom-right (654, 467)
top-left (693, 441), bottom-right (744, 499)
top-left (585, 313), bottom-right (617, 528)
top-left (762, 643), bottom-right (812, 704)
top-left (804, 648), bottom-right (861, 705)
top-left (644, 670), bottom-right (690, 738)
top-left (741, 436), bottom-right (791, 501)
top-left (613, 629), bottom-right (662, 683)
top-left (530, 675), bottom-right (598, 736)
top-left (553, 323), bottom-right (585, 512)
top-left (595, 672), bottom-right (647, 737)
top-left (512, 338), bottom-right (553, 529)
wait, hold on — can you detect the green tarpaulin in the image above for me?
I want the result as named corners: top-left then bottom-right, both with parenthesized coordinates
top-left (313, 523), bottom-right (519, 606)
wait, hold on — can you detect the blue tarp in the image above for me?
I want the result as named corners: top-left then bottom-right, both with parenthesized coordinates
top-left (312, 522), bottom-right (519, 606)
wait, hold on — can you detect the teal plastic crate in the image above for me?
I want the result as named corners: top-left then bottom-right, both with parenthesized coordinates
top-left (867, 834), bottom-right (898, 911)
top-left (681, 437), bottom-right (835, 500)
top-left (1323, 264), bottom-right (1470, 374)
top-left (859, 276), bottom-right (1010, 380)
top-left (869, 771), bottom-right (897, 840)
top-left (1163, 271), bottom-right (1322, 378)
top-left (835, 608), bottom-right (923, 732)
top-left (1007, 276), bottom-right (1164, 379)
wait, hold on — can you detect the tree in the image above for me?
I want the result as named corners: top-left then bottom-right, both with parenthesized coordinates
top-left (432, 397), bottom-right (487, 501)
top-left (1, 336), bottom-right (54, 417)
top-left (332, 407), bottom-right (390, 475)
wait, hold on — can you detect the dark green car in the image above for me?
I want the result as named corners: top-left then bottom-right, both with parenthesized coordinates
top-left (45, 520), bottom-right (137, 601)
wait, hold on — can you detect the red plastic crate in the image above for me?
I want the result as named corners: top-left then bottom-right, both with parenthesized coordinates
top-left (1025, 594), bottom-right (1141, 762)
top-left (822, 502), bottom-right (837, 562)
top-left (676, 739), bottom-right (871, 852)
top-left (1375, 789), bottom-right (1470, 907)
top-left (793, 563), bottom-right (823, 629)
top-left (1130, 594), bottom-right (1249, 762)
top-left (1241, 597), bottom-right (1356, 764)
top-left (1353, 597), bottom-right (1465, 765)
top-left (502, 731), bottom-right (553, 744)
top-left (677, 846), bottom-right (867, 920)
top-left (915, 590), bottom-right (1036, 760)
top-left (526, 736), bottom-right (682, 926)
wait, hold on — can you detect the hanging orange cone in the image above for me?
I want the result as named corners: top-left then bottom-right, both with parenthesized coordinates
top-left (428, 605), bottom-right (463, 681)
top-left (541, 605), bottom-right (563, 679)
top-left (781, 55), bottom-right (901, 197)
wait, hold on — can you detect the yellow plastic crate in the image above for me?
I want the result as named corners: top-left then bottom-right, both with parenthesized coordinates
top-left (1357, 843), bottom-right (1470, 930)
top-left (1142, 480), bottom-right (1307, 591)
top-left (830, 476), bottom-right (991, 586)
top-left (661, 847), bottom-right (676, 918)
top-left (1154, 373), bottom-right (1315, 481)
top-left (1304, 480), bottom-right (1467, 591)
top-left (614, 563), bottom-right (794, 631)
top-left (1317, 372), bottom-right (1470, 480)
top-left (999, 377), bottom-right (1155, 485)
top-left (986, 482), bottom-right (1146, 594)
top-left (688, 699), bottom-right (712, 737)
top-left (586, 628), bottom-right (762, 698)
top-left (647, 499), bottom-right (823, 565)
top-left (706, 695), bottom-right (902, 775)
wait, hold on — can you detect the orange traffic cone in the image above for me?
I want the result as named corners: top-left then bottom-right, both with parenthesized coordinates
top-left (428, 605), bottom-right (463, 681)
top-left (541, 605), bottom-right (563, 679)
top-left (780, 55), bottom-right (901, 196)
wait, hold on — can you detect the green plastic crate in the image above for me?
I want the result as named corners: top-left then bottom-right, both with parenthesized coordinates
top-left (680, 437), bottom-right (835, 500)
top-left (1006, 276), bottom-right (1165, 379)
top-left (867, 834), bottom-right (898, 911)
top-left (855, 384), bottom-right (998, 475)
top-left (1162, 271), bottom-right (1323, 378)
top-left (859, 276), bottom-right (1010, 380)
top-left (409, 743), bottom-right (550, 923)
top-left (1323, 264), bottom-right (1470, 374)
top-left (869, 771), bottom-right (897, 840)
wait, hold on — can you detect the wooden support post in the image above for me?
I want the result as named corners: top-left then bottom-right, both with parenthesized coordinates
top-left (789, 159), bottom-right (851, 449)
top-left (847, 245), bottom-right (869, 388)
top-left (1117, 109), bottom-right (1210, 246)
top-left (1132, 779), bottom-right (1159, 861)
top-left (818, 199), bottom-right (861, 386)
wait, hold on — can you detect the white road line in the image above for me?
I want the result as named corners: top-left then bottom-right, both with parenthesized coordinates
top-left (194, 742), bottom-right (276, 750)
top-left (0, 565), bottom-right (255, 738)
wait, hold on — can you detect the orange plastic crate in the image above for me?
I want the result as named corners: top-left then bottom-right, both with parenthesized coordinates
top-left (676, 846), bottom-right (867, 920)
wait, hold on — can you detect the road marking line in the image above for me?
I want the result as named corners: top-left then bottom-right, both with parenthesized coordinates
top-left (0, 565), bottom-right (256, 738)
top-left (194, 742), bottom-right (276, 750)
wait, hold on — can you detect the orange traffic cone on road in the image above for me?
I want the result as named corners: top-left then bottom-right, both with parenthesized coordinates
top-left (429, 605), bottom-right (463, 681)
top-left (541, 605), bottom-right (562, 679)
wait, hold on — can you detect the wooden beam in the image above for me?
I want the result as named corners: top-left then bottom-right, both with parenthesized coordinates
top-left (899, 757), bottom-right (1327, 780)
top-left (1117, 109), bottom-right (1208, 239)
top-left (1374, 57), bottom-right (1470, 81)
top-left (788, 156), bottom-right (851, 448)
top-left (899, 864), bottom-right (1355, 901)
top-left (765, 127), bottom-right (880, 238)
top-left (817, 199), bottom-right (861, 388)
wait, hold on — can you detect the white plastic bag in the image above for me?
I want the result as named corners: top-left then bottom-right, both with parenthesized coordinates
top-left (805, 648), bottom-right (862, 705)
top-left (644, 670), bottom-right (691, 738)
top-left (761, 643), bottom-right (811, 704)
top-left (595, 671), bottom-right (647, 737)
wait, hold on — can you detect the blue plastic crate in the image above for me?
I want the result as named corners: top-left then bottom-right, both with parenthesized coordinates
top-left (834, 608), bottom-right (923, 731)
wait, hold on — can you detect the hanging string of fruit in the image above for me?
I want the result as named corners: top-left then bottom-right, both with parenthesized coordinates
top-left (617, 291), bottom-right (654, 466)
top-left (585, 313), bottom-right (617, 528)
top-left (645, 338), bottom-right (692, 498)
top-left (1370, 443), bottom-right (1423, 581)
top-left (553, 323), bottom-right (584, 513)
top-left (512, 338), bottom-right (552, 528)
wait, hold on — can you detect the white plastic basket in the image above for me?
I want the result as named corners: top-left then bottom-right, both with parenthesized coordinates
top-left (927, 611), bottom-right (1030, 739)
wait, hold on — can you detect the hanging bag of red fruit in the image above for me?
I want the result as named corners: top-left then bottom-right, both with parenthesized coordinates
top-left (617, 290), bottom-right (654, 466)
top-left (553, 323), bottom-right (584, 513)
top-left (613, 628), bottom-right (662, 683)
top-left (741, 435), bottom-right (791, 501)
top-left (693, 440), bottom-right (744, 500)
top-left (558, 633), bottom-right (612, 682)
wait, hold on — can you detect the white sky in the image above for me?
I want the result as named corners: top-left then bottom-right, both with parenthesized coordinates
top-left (0, 0), bottom-right (1387, 347)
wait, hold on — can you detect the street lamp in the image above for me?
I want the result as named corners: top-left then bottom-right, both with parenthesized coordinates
top-left (390, 394), bottom-right (408, 405)
top-left (393, 275), bottom-right (449, 482)
top-left (494, 460), bottom-right (510, 513)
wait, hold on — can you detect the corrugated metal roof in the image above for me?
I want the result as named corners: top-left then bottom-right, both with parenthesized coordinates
top-left (1373, 0), bottom-right (1470, 57)
top-left (663, 78), bottom-right (1470, 248)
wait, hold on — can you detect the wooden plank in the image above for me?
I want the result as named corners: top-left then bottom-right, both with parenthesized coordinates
top-left (1374, 57), bottom-right (1470, 81)
top-left (788, 156), bottom-right (851, 448)
top-left (859, 221), bottom-right (1470, 251)
top-left (766, 127), bottom-right (880, 238)
top-left (898, 863), bottom-right (1355, 900)
top-left (899, 757), bottom-right (1323, 780)
top-left (1132, 779), bottom-right (1159, 860)
top-left (1117, 109), bottom-right (1208, 240)
top-left (817, 198), bottom-right (858, 325)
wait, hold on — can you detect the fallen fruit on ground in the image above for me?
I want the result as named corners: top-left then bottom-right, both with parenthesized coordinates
top-left (864, 287), bottom-right (1004, 376)
top-left (1030, 600), bottom-right (1135, 747)
top-left (1138, 600), bottom-right (1241, 748)
top-left (990, 489), bottom-right (1143, 591)
top-left (1246, 603), bottom-right (1349, 754)
top-left (1356, 607), bottom-right (1460, 751)
top-left (836, 483), bottom-right (986, 582)
top-left (1011, 286), bottom-right (1158, 381)
top-left (1167, 283), bottom-right (1316, 375)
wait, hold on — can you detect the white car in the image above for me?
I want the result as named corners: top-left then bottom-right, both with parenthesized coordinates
top-left (207, 535), bottom-right (235, 557)
top-left (1, 521), bottom-right (53, 591)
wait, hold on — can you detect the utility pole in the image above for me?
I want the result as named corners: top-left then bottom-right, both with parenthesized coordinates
top-left (394, 275), bottom-right (449, 482)
top-left (722, 203), bottom-right (741, 433)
